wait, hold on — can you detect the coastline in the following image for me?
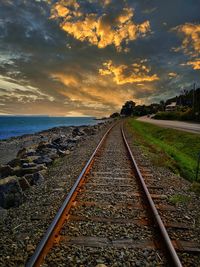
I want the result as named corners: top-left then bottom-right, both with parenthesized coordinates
top-left (0, 116), bottom-right (109, 141)
top-left (0, 121), bottom-right (110, 165)
top-left (0, 120), bottom-right (113, 210)
top-left (0, 120), bottom-right (114, 266)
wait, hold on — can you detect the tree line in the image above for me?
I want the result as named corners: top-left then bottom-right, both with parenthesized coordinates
top-left (110, 87), bottom-right (200, 121)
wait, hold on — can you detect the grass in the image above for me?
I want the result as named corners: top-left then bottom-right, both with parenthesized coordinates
top-left (169, 194), bottom-right (191, 205)
top-left (190, 182), bottom-right (200, 194)
top-left (51, 158), bottom-right (62, 167)
top-left (127, 118), bottom-right (200, 182)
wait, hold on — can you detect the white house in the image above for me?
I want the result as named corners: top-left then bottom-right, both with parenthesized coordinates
top-left (165, 102), bottom-right (177, 112)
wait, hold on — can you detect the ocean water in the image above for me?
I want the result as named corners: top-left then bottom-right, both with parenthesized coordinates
top-left (0, 116), bottom-right (99, 140)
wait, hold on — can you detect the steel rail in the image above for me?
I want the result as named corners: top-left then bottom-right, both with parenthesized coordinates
top-left (121, 126), bottom-right (183, 267)
top-left (26, 122), bottom-right (116, 267)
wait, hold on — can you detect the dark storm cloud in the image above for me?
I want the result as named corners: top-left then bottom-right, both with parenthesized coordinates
top-left (0, 0), bottom-right (200, 115)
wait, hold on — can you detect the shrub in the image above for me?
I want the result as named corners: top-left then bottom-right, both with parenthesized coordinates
top-left (153, 108), bottom-right (198, 122)
top-left (153, 111), bottom-right (181, 120)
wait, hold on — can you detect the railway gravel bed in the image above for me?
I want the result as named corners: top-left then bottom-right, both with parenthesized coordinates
top-left (43, 246), bottom-right (166, 267)
top-left (1, 120), bottom-right (200, 266)
top-left (39, 124), bottom-right (169, 266)
top-left (60, 221), bottom-right (154, 239)
top-left (69, 204), bottom-right (146, 219)
top-left (124, 123), bottom-right (200, 266)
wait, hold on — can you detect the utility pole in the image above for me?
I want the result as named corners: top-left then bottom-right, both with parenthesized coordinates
top-left (193, 83), bottom-right (196, 111)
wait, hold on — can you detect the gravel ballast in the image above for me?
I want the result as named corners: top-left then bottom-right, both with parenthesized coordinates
top-left (0, 120), bottom-right (200, 266)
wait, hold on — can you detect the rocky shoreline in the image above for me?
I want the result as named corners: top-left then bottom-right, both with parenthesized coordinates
top-left (0, 121), bottom-right (112, 209)
top-left (0, 121), bottom-right (114, 267)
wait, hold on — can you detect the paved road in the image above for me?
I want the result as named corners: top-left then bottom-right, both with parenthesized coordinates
top-left (137, 116), bottom-right (200, 134)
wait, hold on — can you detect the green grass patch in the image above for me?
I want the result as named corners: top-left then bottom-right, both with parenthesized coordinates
top-left (169, 194), bottom-right (191, 205)
top-left (127, 119), bottom-right (200, 181)
top-left (190, 182), bottom-right (200, 194)
top-left (51, 158), bottom-right (61, 167)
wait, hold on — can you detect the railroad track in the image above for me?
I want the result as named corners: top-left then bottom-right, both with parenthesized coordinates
top-left (27, 123), bottom-right (200, 267)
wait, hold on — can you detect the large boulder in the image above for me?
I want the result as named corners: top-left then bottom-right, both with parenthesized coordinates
top-left (48, 143), bottom-right (59, 149)
top-left (37, 141), bottom-right (50, 151)
top-left (66, 137), bottom-right (79, 144)
top-left (7, 158), bottom-right (21, 168)
top-left (24, 174), bottom-right (34, 185)
top-left (52, 137), bottom-right (62, 144)
top-left (0, 176), bottom-right (24, 209)
top-left (34, 156), bottom-right (52, 166)
top-left (25, 172), bottom-right (44, 185)
top-left (25, 156), bottom-right (40, 164)
top-left (57, 149), bottom-right (68, 157)
top-left (66, 143), bottom-right (75, 150)
top-left (32, 172), bottom-right (44, 185)
top-left (18, 177), bottom-right (30, 191)
top-left (72, 127), bottom-right (84, 137)
top-left (20, 158), bottom-right (31, 164)
top-left (58, 143), bottom-right (69, 150)
top-left (13, 165), bottom-right (46, 176)
top-left (0, 165), bottom-right (14, 179)
top-left (38, 147), bottom-right (59, 160)
top-left (26, 148), bottom-right (37, 157)
top-left (48, 150), bottom-right (59, 160)
top-left (17, 148), bottom-right (27, 158)
top-left (82, 127), bottom-right (96, 135)
top-left (22, 162), bottom-right (36, 168)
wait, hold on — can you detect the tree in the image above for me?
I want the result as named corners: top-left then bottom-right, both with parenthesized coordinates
top-left (120, 101), bottom-right (136, 116)
top-left (159, 100), bottom-right (165, 111)
top-left (110, 112), bottom-right (120, 118)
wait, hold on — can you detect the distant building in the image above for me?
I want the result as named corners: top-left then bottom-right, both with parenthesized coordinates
top-left (165, 102), bottom-right (177, 112)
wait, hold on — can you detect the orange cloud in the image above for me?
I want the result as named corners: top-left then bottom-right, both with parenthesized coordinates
top-left (51, 73), bottom-right (80, 86)
top-left (51, 1), bottom-right (151, 51)
top-left (184, 59), bottom-right (200, 70)
top-left (53, 4), bottom-right (70, 17)
top-left (99, 60), bottom-right (159, 84)
top-left (173, 23), bottom-right (200, 57)
top-left (168, 72), bottom-right (178, 78)
top-left (173, 23), bottom-right (200, 71)
top-left (102, 0), bottom-right (111, 6)
top-left (49, 70), bottom-right (147, 115)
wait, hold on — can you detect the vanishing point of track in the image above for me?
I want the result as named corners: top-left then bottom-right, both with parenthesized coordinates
top-left (26, 122), bottom-right (199, 267)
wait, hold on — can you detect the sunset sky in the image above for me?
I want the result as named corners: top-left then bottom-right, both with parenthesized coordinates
top-left (0, 0), bottom-right (200, 116)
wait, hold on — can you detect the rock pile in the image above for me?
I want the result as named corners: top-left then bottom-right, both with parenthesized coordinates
top-left (0, 123), bottom-right (108, 209)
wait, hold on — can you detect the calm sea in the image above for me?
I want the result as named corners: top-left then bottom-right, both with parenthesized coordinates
top-left (0, 116), bottom-right (99, 140)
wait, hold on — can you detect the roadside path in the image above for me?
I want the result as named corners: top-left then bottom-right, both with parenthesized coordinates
top-left (137, 116), bottom-right (200, 134)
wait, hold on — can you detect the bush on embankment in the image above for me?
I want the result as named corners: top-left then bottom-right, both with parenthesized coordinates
top-left (153, 108), bottom-right (199, 122)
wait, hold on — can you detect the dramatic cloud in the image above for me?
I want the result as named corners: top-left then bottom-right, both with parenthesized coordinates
top-left (51, 1), bottom-right (151, 51)
top-left (183, 60), bottom-right (200, 70)
top-left (99, 60), bottom-right (159, 84)
top-left (172, 23), bottom-right (200, 72)
top-left (0, 75), bottom-right (54, 103)
top-left (51, 71), bottom-right (135, 110)
top-left (0, 0), bottom-right (200, 116)
top-left (173, 23), bottom-right (200, 57)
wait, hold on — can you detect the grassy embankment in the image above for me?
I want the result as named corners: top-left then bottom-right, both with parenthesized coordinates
top-left (127, 119), bottom-right (200, 186)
